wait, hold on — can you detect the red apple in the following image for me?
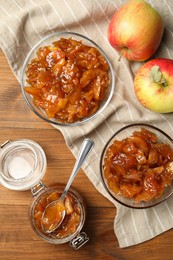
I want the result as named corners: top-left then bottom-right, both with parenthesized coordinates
top-left (107, 0), bottom-right (164, 61)
top-left (134, 58), bottom-right (173, 113)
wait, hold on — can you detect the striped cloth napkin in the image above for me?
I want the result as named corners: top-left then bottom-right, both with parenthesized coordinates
top-left (1, 0), bottom-right (173, 248)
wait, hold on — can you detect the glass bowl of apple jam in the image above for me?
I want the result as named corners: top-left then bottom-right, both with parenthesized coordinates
top-left (100, 123), bottom-right (173, 209)
top-left (21, 31), bottom-right (115, 127)
top-left (29, 183), bottom-right (88, 249)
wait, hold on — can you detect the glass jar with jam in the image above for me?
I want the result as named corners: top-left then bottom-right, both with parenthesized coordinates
top-left (29, 183), bottom-right (88, 249)
top-left (0, 139), bottom-right (89, 249)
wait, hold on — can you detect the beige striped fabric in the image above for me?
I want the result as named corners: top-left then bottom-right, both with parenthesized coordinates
top-left (1, 0), bottom-right (173, 248)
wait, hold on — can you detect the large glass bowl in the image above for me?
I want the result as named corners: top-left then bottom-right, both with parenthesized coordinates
top-left (100, 123), bottom-right (173, 209)
top-left (20, 32), bottom-right (115, 127)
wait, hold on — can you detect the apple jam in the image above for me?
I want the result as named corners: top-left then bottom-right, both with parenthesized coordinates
top-left (25, 37), bottom-right (110, 123)
top-left (103, 128), bottom-right (173, 203)
top-left (33, 190), bottom-right (82, 239)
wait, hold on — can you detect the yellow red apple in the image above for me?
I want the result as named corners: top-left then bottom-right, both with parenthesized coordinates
top-left (107, 0), bottom-right (164, 61)
top-left (134, 58), bottom-right (173, 113)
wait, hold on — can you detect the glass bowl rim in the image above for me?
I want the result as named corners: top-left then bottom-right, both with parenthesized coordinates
top-left (100, 123), bottom-right (173, 209)
top-left (20, 31), bottom-right (115, 127)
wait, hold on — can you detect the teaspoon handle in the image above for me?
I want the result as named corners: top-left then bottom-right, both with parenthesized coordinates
top-left (61, 139), bottom-right (94, 200)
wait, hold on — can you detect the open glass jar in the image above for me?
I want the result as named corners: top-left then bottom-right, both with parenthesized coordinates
top-left (29, 183), bottom-right (89, 249)
top-left (0, 138), bottom-right (88, 249)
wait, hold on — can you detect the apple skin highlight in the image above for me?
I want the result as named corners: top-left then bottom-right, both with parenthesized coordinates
top-left (107, 0), bottom-right (164, 61)
top-left (134, 58), bottom-right (173, 113)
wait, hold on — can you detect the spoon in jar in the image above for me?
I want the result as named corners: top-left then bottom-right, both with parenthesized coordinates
top-left (41, 138), bottom-right (94, 234)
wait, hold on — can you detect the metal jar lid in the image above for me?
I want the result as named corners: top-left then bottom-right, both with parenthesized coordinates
top-left (0, 139), bottom-right (47, 191)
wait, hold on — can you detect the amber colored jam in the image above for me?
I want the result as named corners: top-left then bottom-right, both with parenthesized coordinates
top-left (33, 191), bottom-right (81, 239)
top-left (25, 38), bottom-right (110, 123)
top-left (103, 128), bottom-right (173, 203)
top-left (41, 200), bottom-right (66, 233)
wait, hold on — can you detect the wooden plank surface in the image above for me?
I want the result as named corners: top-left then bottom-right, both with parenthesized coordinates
top-left (0, 49), bottom-right (173, 260)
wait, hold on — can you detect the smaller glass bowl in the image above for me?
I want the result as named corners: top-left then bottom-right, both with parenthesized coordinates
top-left (29, 184), bottom-right (87, 245)
top-left (100, 123), bottom-right (173, 209)
top-left (20, 31), bottom-right (115, 127)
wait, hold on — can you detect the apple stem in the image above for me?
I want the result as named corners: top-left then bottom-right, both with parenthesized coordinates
top-left (118, 49), bottom-right (125, 62)
top-left (150, 65), bottom-right (167, 87)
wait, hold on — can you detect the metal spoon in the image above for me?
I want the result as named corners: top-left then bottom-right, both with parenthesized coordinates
top-left (41, 138), bottom-right (94, 234)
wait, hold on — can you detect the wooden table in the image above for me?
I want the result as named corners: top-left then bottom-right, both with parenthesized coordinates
top-left (0, 49), bottom-right (173, 260)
